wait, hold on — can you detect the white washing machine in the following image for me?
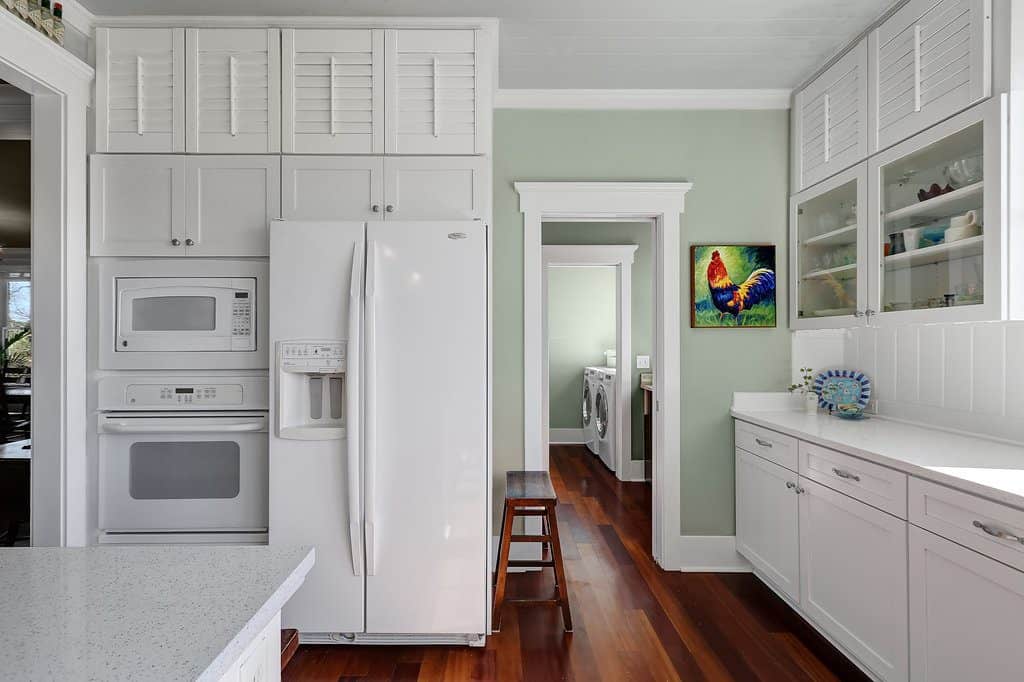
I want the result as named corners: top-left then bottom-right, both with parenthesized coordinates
top-left (582, 367), bottom-right (600, 454)
top-left (594, 368), bottom-right (617, 473)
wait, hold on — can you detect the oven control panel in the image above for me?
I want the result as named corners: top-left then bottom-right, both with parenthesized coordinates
top-left (126, 383), bottom-right (245, 406)
top-left (279, 341), bottom-right (346, 374)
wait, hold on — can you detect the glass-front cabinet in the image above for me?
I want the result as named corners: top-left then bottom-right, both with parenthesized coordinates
top-left (790, 163), bottom-right (867, 328)
top-left (790, 96), bottom-right (1006, 329)
top-left (868, 96), bottom-right (1004, 324)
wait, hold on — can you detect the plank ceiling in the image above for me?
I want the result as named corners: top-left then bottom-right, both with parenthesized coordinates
top-left (77, 0), bottom-right (899, 89)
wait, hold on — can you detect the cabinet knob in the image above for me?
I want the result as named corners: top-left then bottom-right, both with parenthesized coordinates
top-left (170, 238), bottom-right (181, 246)
top-left (385, 204), bottom-right (394, 213)
top-left (372, 204), bottom-right (381, 213)
top-left (185, 238), bottom-right (195, 246)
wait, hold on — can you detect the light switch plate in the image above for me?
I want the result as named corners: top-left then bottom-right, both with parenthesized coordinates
top-left (636, 355), bottom-right (650, 369)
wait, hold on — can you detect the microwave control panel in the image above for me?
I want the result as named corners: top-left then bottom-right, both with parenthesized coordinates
top-left (126, 383), bottom-right (245, 406)
top-left (279, 341), bottom-right (346, 374)
top-left (231, 292), bottom-right (253, 337)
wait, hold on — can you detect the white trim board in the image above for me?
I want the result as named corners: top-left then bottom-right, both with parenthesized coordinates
top-left (496, 89), bottom-right (792, 110)
top-left (517, 181), bottom-right (690, 570)
top-left (92, 15), bottom-right (499, 30)
top-left (549, 428), bottom-right (585, 445)
top-left (664, 535), bottom-right (751, 573)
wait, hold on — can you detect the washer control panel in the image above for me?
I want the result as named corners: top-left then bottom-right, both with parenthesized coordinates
top-left (279, 341), bottom-right (346, 374)
top-left (126, 382), bottom-right (245, 406)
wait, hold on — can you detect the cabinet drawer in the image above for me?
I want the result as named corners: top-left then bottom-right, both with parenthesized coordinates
top-left (734, 421), bottom-right (797, 472)
top-left (909, 477), bottom-right (1024, 571)
top-left (799, 441), bottom-right (907, 518)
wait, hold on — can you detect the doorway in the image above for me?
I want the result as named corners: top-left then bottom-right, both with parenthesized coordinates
top-left (0, 82), bottom-right (31, 545)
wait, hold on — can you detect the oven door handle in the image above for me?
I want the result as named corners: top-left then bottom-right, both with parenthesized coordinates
top-left (99, 419), bottom-right (266, 434)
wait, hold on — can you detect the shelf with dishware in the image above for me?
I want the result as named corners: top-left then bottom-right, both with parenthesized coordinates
top-left (790, 96), bottom-right (1007, 329)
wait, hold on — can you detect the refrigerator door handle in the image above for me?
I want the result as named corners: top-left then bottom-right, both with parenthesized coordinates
top-left (347, 242), bottom-right (365, 576)
top-left (364, 239), bottom-right (378, 576)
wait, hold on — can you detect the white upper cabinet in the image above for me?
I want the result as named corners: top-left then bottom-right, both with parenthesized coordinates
top-left (282, 29), bottom-right (384, 154)
top-left (385, 29), bottom-right (490, 155)
top-left (796, 40), bottom-right (868, 190)
top-left (185, 155), bottom-right (281, 257)
top-left (281, 156), bottom-right (383, 221)
top-left (383, 156), bottom-right (488, 220)
top-left (871, 0), bottom-right (991, 152)
top-left (95, 28), bottom-right (185, 153)
top-left (186, 28), bottom-right (281, 153)
top-left (90, 155), bottom-right (186, 256)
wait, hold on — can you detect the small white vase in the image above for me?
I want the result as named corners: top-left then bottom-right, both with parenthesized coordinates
top-left (803, 393), bottom-right (819, 415)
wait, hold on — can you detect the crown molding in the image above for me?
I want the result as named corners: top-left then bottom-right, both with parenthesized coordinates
top-left (495, 88), bottom-right (791, 111)
top-left (59, 0), bottom-right (97, 35)
top-left (89, 14), bottom-right (498, 30)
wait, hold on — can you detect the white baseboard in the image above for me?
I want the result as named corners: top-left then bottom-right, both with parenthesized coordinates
top-left (549, 427), bottom-right (584, 444)
top-left (617, 458), bottom-right (649, 482)
top-left (491, 535), bottom-right (543, 572)
top-left (662, 535), bottom-right (752, 572)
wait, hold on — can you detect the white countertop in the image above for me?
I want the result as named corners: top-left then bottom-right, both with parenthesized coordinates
top-left (0, 545), bottom-right (314, 682)
top-left (732, 399), bottom-right (1024, 509)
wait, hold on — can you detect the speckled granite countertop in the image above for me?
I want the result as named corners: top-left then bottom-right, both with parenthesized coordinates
top-left (0, 545), bottom-right (314, 681)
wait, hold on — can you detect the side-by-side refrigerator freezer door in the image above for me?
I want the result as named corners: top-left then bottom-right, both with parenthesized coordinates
top-left (363, 221), bottom-right (488, 636)
top-left (269, 219), bottom-right (367, 635)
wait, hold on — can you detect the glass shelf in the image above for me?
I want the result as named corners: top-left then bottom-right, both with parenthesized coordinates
top-left (795, 174), bottom-right (860, 321)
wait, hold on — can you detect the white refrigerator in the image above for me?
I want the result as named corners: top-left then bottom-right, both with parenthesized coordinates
top-left (269, 219), bottom-right (488, 644)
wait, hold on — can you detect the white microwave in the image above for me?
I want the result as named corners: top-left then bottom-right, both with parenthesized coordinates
top-left (116, 277), bottom-right (256, 352)
top-left (98, 260), bottom-right (268, 370)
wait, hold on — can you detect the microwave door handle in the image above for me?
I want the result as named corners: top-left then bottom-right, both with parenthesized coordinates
top-left (364, 239), bottom-right (378, 576)
top-left (101, 419), bottom-right (265, 434)
top-left (347, 242), bottom-right (364, 576)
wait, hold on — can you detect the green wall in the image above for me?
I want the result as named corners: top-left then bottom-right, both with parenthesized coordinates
top-left (493, 109), bottom-right (791, 536)
top-left (543, 222), bottom-right (653, 461)
top-left (545, 264), bottom-right (615, 429)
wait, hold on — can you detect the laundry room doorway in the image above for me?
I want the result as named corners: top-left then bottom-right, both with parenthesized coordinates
top-left (542, 234), bottom-right (649, 483)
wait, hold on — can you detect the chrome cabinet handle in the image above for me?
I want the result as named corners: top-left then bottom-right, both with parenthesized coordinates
top-left (372, 204), bottom-right (381, 213)
top-left (832, 467), bottom-right (861, 482)
top-left (185, 238), bottom-right (195, 246)
top-left (795, 486), bottom-right (806, 495)
top-left (385, 204), bottom-right (394, 213)
top-left (854, 310), bottom-right (865, 318)
top-left (754, 438), bottom-right (773, 448)
top-left (973, 520), bottom-right (1024, 544)
top-left (170, 238), bottom-right (181, 246)
top-left (786, 481), bottom-right (796, 490)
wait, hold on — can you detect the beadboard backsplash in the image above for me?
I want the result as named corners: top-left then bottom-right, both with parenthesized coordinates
top-left (793, 322), bottom-right (1024, 444)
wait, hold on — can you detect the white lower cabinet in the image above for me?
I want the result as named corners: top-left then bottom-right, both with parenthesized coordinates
top-left (216, 610), bottom-right (280, 682)
top-left (799, 477), bottom-right (909, 681)
top-left (909, 521), bottom-right (1024, 682)
top-left (735, 448), bottom-right (800, 601)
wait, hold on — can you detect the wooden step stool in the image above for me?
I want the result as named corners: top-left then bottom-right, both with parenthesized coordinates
top-left (492, 470), bottom-right (572, 632)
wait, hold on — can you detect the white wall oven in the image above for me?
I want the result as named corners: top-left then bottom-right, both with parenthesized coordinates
top-left (97, 260), bottom-right (268, 370)
top-left (97, 375), bottom-right (269, 544)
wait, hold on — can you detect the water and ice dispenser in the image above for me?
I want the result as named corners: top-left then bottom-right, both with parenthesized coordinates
top-left (277, 341), bottom-right (347, 440)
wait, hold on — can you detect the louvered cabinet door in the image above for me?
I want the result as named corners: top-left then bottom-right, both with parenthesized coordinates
top-left (872, 0), bottom-right (991, 152)
top-left (95, 28), bottom-right (184, 153)
top-left (796, 41), bottom-right (868, 190)
top-left (384, 29), bottom-right (486, 155)
top-left (282, 29), bottom-right (384, 154)
top-left (186, 28), bottom-right (281, 153)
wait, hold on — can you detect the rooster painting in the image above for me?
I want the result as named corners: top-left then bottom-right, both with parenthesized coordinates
top-left (692, 245), bottom-right (777, 327)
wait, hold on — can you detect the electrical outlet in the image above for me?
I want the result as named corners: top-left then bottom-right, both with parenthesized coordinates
top-left (636, 355), bottom-right (650, 369)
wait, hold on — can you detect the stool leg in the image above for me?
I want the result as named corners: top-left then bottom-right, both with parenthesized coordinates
top-left (493, 503), bottom-right (508, 587)
top-left (541, 513), bottom-right (550, 561)
top-left (546, 507), bottom-right (573, 632)
top-left (492, 500), bottom-right (516, 632)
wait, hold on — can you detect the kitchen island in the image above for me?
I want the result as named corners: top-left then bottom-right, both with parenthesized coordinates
top-left (0, 545), bottom-right (314, 681)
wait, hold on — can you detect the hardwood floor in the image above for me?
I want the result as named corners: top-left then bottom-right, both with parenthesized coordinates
top-left (283, 445), bottom-right (868, 681)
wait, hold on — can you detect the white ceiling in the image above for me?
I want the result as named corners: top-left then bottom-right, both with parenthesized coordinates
top-left (77, 0), bottom-right (898, 90)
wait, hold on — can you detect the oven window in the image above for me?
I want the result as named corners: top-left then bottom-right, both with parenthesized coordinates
top-left (129, 442), bottom-right (240, 499)
top-left (132, 296), bottom-right (217, 332)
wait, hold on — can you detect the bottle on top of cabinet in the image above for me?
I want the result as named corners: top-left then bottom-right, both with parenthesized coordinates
top-left (39, 0), bottom-right (52, 38)
top-left (51, 2), bottom-right (63, 45)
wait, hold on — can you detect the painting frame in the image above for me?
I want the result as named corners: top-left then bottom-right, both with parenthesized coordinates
top-left (690, 243), bottom-right (777, 329)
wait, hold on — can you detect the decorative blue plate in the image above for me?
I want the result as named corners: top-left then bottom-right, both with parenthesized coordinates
top-left (813, 369), bottom-right (871, 412)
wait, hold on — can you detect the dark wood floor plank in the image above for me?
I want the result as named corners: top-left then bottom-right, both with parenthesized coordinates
top-left (284, 445), bottom-right (869, 682)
